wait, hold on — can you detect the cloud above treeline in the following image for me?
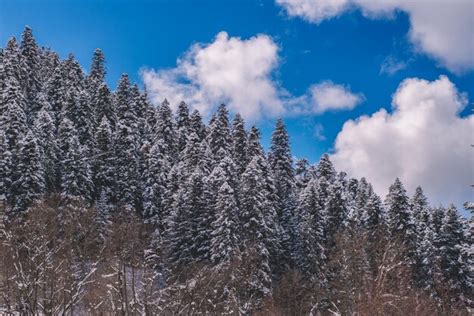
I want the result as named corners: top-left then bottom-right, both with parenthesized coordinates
top-left (276, 0), bottom-right (474, 74)
top-left (331, 76), bottom-right (474, 207)
top-left (141, 32), bottom-right (363, 121)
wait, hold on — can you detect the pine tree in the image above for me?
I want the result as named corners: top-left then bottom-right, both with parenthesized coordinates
top-left (167, 168), bottom-right (210, 266)
top-left (154, 99), bottom-right (176, 163)
top-left (208, 104), bottom-right (231, 161)
top-left (210, 181), bottom-right (240, 264)
top-left (385, 178), bottom-right (417, 272)
top-left (190, 109), bottom-right (206, 141)
top-left (87, 48), bottom-right (106, 92)
top-left (295, 158), bottom-right (311, 190)
top-left (438, 205), bottom-right (470, 302)
top-left (296, 179), bottom-right (326, 282)
top-left (175, 101), bottom-right (190, 153)
top-left (93, 116), bottom-right (115, 203)
top-left (385, 178), bottom-right (413, 238)
top-left (142, 139), bottom-right (169, 226)
top-left (11, 130), bottom-right (45, 213)
top-left (93, 83), bottom-right (116, 128)
top-left (231, 113), bottom-right (248, 176)
top-left (0, 130), bottom-right (13, 203)
top-left (2, 37), bottom-right (23, 84)
top-left (238, 155), bottom-right (275, 304)
top-left (45, 64), bottom-right (66, 125)
top-left (20, 26), bottom-right (42, 120)
top-left (269, 119), bottom-right (298, 269)
top-left (325, 178), bottom-right (348, 248)
top-left (58, 118), bottom-right (92, 200)
top-left (1, 74), bottom-right (27, 150)
top-left (114, 74), bottom-right (139, 210)
top-left (317, 154), bottom-right (336, 182)
top-left (33, 100), bottom-right (58, 192)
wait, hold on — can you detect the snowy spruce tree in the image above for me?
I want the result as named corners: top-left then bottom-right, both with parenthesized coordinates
top-left (11, 130), bottom-right (45, 213)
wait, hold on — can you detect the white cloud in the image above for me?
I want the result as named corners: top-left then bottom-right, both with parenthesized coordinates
top-left (276, 0), bottom-right (474, 73)
top-left (142, 32), bottom-right (363, 120)
top-left (380, 56), bottom-right (408, 76)
top-left (309, 81), bottom-right (364, 113)
top-left (142, 32), bottom-right (285, 120)
top-left (331, 75), bottom-right (474, 207)
top-left (276, 0), bottom-right (351, 24)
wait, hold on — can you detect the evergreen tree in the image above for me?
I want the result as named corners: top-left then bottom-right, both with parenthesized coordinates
top-left (317, 153), bottom-right (336, 182)
top-left (114, 74), bottom-right (139, 210)
top-left (167, 168), bottom-right (210, 266)
top-left (385, 178), bottom-right (417, 272)
top-left (385, 178), bottom-right (413, 238)
top-left (296, 179), bottom-right (326, 282)
top-left (325, 178), bottom-right (348, 248)
top-left (58, 118), bottom-right (92, 200)
top-left (154, 99), bottom-right (176, 163)
top-left (20, 26), bottom-right (42, 120)
top-left (1, 74), bottom-right (27, 150)
top-left (231, 113), bottom-right (248, 176)
top-left (210, 181), bottom-right (240, 264)
top-left (33, 100), bottom-right (58, 192)
top-left (0, 131), bottom-right (13, 203)
top-left (93, 83), bottom-right (115, 128)
top-left (208, 104), bottom-right (231, 161)
top-left (190, 109), bottom-right (206, 141)
top-left (238, 155), bottom-right (275, 303)
top-left (11, 130), bottom-right (45, 213)
top-left (295, 158), bottom-right (311, 190)
top-left (175, 101), bottom-right (190, 153)
top-left (87, 48), bottom-right (106, 92)
top-left (93, 116), bottom-right (115, 203)
top-left (438, 205), bottom-right (470, 301)
top-left (269, 119), bottom-right (298, 269)
top-left (142, 139), bottom-right (169, 226)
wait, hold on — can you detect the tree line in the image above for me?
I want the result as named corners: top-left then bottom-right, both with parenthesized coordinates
top-left (0, 27), bottom-right (472, 315)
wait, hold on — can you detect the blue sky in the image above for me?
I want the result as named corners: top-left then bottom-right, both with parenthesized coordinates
top-left (1, 0), bottom-right (473, 206)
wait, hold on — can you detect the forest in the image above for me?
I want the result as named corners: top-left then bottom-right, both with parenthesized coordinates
top-left (0, 27), bottom-right (472, 315)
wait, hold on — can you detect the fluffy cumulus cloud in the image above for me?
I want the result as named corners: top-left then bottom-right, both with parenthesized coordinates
top-left (309, 81), bottom-right (364, 113)
top-left (331, 76), bottom-right (474, 207)
top-left (142, 32), bottom-right (363, 120)
top-left (276, 0), bottom-right (474, 73)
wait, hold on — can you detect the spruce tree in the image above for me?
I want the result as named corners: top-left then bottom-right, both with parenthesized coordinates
top-left (87, 48), bottom-right (106, 93)
top-left (438, 205), bottom-right (470, 302)
top-left (143, 139), bottom-right (169, 226)
top-left (231, 113), bottom-right (248, 176)
top-left (20, 26), bottom-right (42, 120)
top-left (0, 130), bottom-right (13, 203)
top-left (269, 119), bottom-right (298, 269)
top-left (175, 101), bottom-right (190, 153)
top-left (296, 179), bottom-right (326, 282)
top-left (33, 100), bottom-right (58, 192)
top-left (317, 153), bottom-right (336, 182)
top-left (1, 75), bottom-right (27, 150)
top-left (238, 155), bottom-right (275, 304)
top-left (114, 74), bottom-right (139, 210)
top-left (208, 104), bottom-right (231, 161)
top-left (210, 181), bottom-right (240, 264)
top-left (385, 178), bottom-right (417, 272)
top-left (58, 118), bottom-right (93, 200)
top-left (11, 130), bottom-right (45, 213)
top-left (154, 99), bottom-right (176, 163)
top-left (93, 116), bottom-right (115, 203)
top-left (93, 83), bottom-right (115, 128)
top-left (190, 109), bottom-right (206, 141)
